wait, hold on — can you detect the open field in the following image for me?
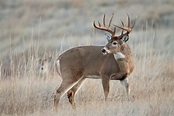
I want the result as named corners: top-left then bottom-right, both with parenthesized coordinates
top-left (0, 0), bottom-right (174, 115)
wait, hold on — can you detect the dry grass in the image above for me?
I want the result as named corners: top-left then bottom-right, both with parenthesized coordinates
top-left (0, 0), bottom-right (174, 116)
top-left (0, 28), bottom-right (174, 115)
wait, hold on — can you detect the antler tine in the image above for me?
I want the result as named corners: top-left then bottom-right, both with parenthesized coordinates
top-left (93, 14), bottom-right (116, 36)
top-left (93, 21), bottom-right (114, 34)
top-left (113, 26), bottom-right (116, 35)
top-left (103, 14), bottom-right (106, 27)
top-left (114, 15), bottom-right (135, 33)
top-left (108, 13), bottom-right (114, 28)
top-left (131, 17), bottom-right (136, 29)
top-left (113, 15), bottom-right (136, 40)
top-left (120, 20), bottom-right (124, 35)
top-left (121, 20), bottom-right (124, 26)
top-left (127, 14), bottom-right (130, 27)
top-left (98, 21), bottom-right (101, 27)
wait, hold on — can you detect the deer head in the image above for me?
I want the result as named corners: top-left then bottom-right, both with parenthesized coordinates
top-left (93, 14), bottom-right (136, 55)
top-left (38, 57), bottom-right (52, 77)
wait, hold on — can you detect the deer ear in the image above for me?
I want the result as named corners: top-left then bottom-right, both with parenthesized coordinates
top-left (121, 35), bottom-right (129, 42)
top-left (105, 34), bottom-right (111, 41)
top-left (119, 35), bottom-right (129, 45)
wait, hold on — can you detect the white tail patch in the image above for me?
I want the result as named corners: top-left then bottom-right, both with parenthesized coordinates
top-left (114, 52), bottom-right (125, 59)
top-left (56, 59), bottom-right (61, 76)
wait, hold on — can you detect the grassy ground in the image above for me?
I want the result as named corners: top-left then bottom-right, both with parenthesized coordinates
top-left (0, 0), bottom-right (174, 116)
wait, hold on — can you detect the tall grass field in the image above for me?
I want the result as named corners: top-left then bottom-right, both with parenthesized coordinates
top-left (0, 0), bottom-right (174, 115)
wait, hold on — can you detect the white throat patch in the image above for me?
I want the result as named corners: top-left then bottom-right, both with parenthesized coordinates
top-left (114, 52), bottom-right (125, 59)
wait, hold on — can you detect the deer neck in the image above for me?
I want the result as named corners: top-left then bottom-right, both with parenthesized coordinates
top-left (113, 44), bottom-right (126, 60)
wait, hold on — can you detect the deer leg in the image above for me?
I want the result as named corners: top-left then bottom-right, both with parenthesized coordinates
top-left (120, 78), bottom-right (130, 101)
top-left (67, 90), bottom-right (75, 108)
top-left (101, 76), bottom-right (110, 100)
top-left (67, 78), bottom-right (86, 109)
top-left (54, 79), bottom-right (80, 111)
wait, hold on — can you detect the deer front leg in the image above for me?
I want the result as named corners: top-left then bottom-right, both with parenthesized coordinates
top-left (120, 78), bottom-right (130, 101)
top-left (101, 76), bottom-right (110, 100)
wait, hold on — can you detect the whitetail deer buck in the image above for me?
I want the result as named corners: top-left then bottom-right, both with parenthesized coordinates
top-left (54, 14), bottom-right (136, 110)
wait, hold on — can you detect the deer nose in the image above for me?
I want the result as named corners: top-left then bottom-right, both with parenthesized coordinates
top-left (102, 48), bottom-right (106, 53)
top-left (41, 67), bottom-right (44, 70)
top-left (101, 48), bottom-right (107, 55)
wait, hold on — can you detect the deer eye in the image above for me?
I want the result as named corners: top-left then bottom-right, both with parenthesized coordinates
top-left (112, 41), bottom-right (117, 46)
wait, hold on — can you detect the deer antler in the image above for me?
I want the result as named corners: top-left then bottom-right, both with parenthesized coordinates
top-left (94, 14), bottom-right (136, 40)
top-left (115, 14), bottom-right (136, 39)
top-left (93, 13), bottom-right (117, 37)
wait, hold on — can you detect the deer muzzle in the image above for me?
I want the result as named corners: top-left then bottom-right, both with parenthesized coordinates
top-left (101, 47), bottom-right (110, 55)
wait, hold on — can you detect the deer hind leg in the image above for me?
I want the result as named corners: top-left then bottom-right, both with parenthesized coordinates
top-left (54, 77), bottom-right (82, 111)
top-left (120, 78), bottom-right (130, 101)
top-left (67, 78), bottom-right (86, 109)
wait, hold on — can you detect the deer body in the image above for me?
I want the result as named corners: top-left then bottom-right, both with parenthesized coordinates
top-left (59, 46), bottom-right (117, 78)
top-left (54, 44), bottom-right (134, 109)
top-left (54, 14), bottom-right (136, 110)
top-left (58, 45), bottom-right (133, 79)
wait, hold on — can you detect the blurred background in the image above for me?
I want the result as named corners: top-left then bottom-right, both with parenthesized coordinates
top-left (0, 0), bottom-right (174, 59)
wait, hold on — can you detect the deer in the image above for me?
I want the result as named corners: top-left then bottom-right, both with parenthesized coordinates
top-left (54, 14), bottom-right (136, 110)
top-left (38, 57), bottom-right (53, 78)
